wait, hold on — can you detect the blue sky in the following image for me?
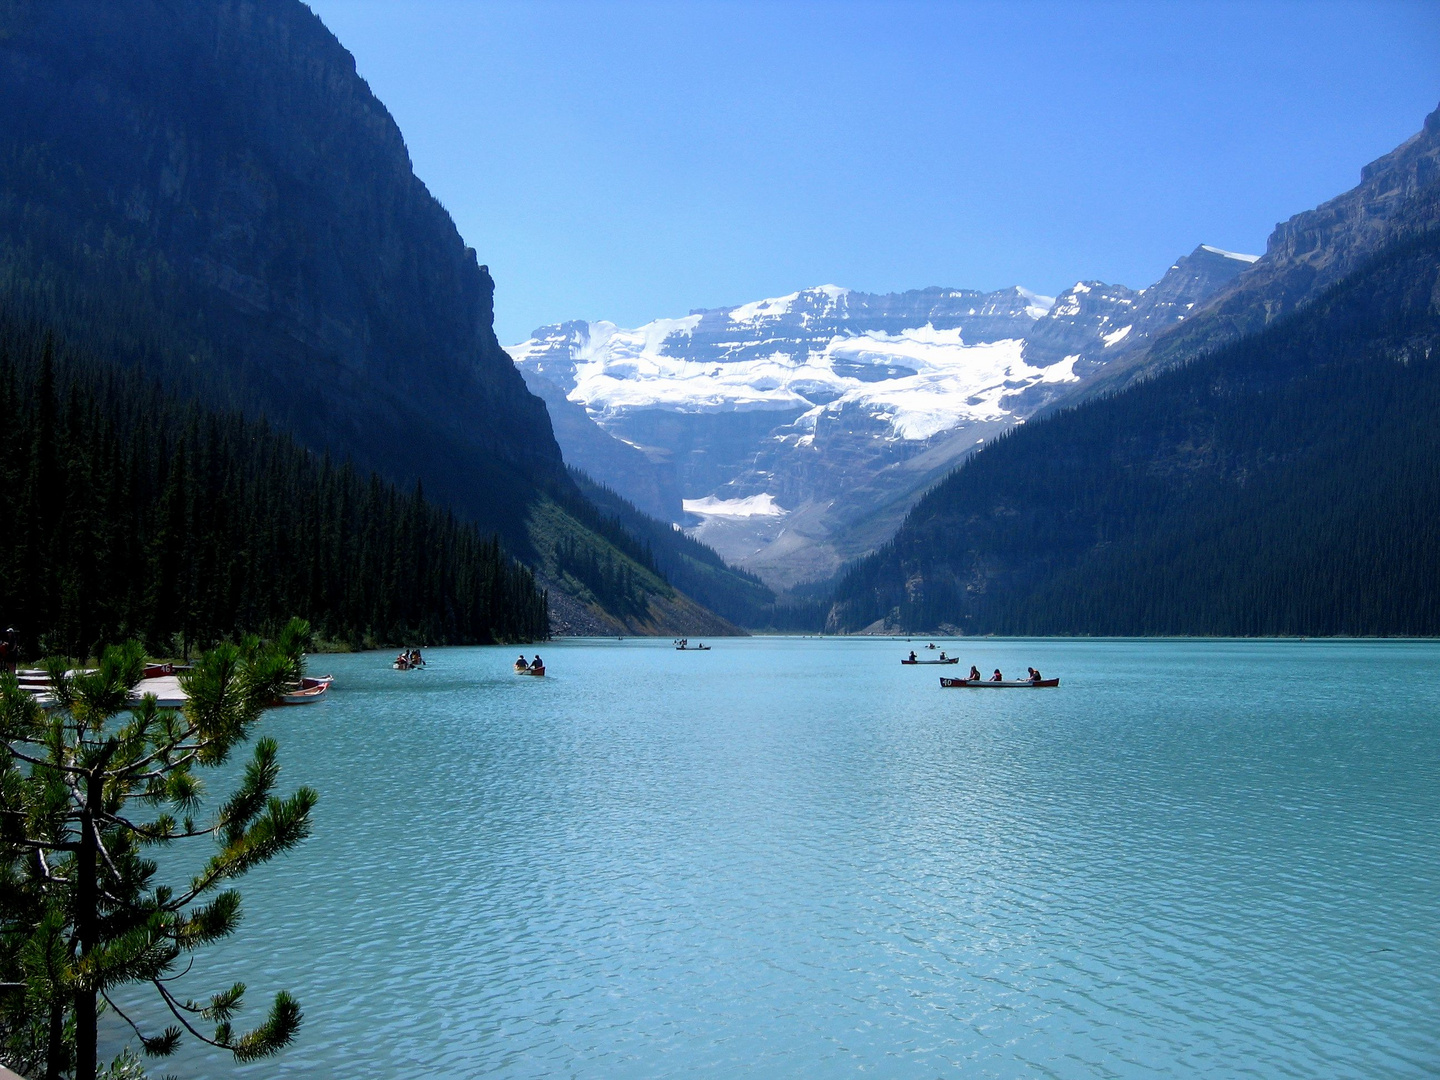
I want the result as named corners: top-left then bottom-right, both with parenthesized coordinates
top-left (306, 0), bottom-right (1440, 343)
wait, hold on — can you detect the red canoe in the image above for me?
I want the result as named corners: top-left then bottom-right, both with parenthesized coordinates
top-left (940, 677), bottom-right (1059, 688)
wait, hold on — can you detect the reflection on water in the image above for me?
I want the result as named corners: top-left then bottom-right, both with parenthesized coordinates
top-left (122, 638), bottom-right (1440, 1078)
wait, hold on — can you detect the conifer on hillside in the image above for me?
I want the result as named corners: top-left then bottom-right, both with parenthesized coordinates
top-left (0, 319), bottom-right (549, 657)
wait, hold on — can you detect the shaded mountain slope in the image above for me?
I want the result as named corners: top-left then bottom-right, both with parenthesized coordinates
top-left (0, 0), bottom-right (758, 634)
top-left (1078, 102), bottom-right (1440, 401)
top-left (0, 315), bottom-right (549, 656)
top-left (519, 367), bottom-right (683, 522)
top-left (524, 495), bottom-right (743, 637)
top-left (0, 0), bottom-right (562, 549)
top-left (567, 469), bottom-right (802, 629)
top-left (828, 226), bottom-right (1440, 636)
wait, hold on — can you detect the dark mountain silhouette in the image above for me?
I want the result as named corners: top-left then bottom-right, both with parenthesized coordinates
top-left (0, 0), bottom-right (758, 633)
top-left (0, 0), bottom-right (560, 546)
top-left (828, 108), bottom-right (1440, 636)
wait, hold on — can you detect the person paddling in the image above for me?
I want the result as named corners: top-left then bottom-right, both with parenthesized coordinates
top-left (990, 668), bottom-right (1004, 682)
top-left (1028, 667), bottom-right (1043, 683)
top-left (969, 665), bottom-right (982, 682)
top-left (908, 650), bottom-right (918, 662)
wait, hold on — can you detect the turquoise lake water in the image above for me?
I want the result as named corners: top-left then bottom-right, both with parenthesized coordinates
top-left (116, 637), bottom-right (1440, 1078)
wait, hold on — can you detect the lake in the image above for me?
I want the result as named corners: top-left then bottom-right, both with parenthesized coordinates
top-left (124, 637), bottom-right (1440, 1078)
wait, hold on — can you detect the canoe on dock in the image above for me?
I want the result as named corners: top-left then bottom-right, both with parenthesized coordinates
top-left (132, 675), bottom-right (189, 707)
top-left (940, 677), bottom-right (1059, 688)
top-left (17, 669), bottom-right (190, 708)
top-left (17, 668), bottom-right (331, 708)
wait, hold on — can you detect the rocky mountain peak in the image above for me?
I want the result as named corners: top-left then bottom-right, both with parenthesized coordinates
top-left (508, 252), bottom-right (1250, 588)
top-left (1132, 245), bottom-right (1257, 324)
top-left (1217, 100), bottom-right (1440, 328)
top-left (1022, 280), bottom-right (1140, 368)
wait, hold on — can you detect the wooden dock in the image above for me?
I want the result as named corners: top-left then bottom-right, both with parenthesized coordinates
top-left (15, 669), bottom-right (188, 709)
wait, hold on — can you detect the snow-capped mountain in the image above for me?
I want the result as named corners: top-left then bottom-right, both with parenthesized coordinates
top-left (509, 245), bottom-right (1257, 588)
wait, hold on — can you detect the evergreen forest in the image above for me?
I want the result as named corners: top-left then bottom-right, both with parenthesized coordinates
top-left (0, 318), bottom-right (550, 660)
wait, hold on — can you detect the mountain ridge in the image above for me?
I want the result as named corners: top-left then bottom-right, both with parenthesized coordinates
top-left (1073, 101), bottom-right (1440, 401)
top-left (509, 246), bottom-right (1254, 588)
top-left (824, 106), bottom-right (1440, 636)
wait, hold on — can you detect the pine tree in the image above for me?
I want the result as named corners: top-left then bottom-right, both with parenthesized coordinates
top-left (0, 621), bottom-right (318, 1079)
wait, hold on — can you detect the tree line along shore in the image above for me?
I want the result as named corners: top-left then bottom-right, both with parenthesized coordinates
top-left (0, 318), bottom-right (550, 662)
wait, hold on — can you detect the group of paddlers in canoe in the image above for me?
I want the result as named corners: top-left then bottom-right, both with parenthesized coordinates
top-left (903, 648), bottom-right (1060, 687)
top-left (938, 664), bottom-right (1059, 688)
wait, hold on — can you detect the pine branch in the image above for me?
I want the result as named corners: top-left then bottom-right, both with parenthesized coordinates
top-left (101, 990), bottom-right (180, 1058)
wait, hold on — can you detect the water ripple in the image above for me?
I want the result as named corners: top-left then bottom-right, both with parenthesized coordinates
top-left (111, 638), bottom-right (1440, 1078)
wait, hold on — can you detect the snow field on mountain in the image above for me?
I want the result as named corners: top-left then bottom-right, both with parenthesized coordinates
top-left (822, 329), bottom-right (1079, 439)
top-left (532, 318), bottom-right (1081, 441)
top-left (682, 493), bottom-right (788, 518)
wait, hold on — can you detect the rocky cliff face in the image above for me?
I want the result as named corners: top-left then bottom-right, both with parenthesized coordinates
top-left (509, 258), bottom-right (1252, 588)
top-left (1097, 101), bottom-right (1440, 392)
top-left (0, 0), bottom-right (563, 543)
top-left (1246, 103), bottom-right (1440, 317)
top-left (1023, 245), bottom-right (1256, 373)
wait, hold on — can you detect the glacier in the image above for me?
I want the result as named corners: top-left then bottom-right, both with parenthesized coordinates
top-left (510, 245), bottom-right (1258, 588)
top-left (515, 319), bottom-right (1084, 441)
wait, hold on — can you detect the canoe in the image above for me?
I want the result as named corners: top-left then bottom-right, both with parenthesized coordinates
top-left (278, 675), bottom-right (333, 705)
top-left (940, 677), bottom-right (1059, 688)
top-left (676, 646), bottom-right (711, 651)
top-left (515, 666), bottom-right (545, 677)
top-left (901, 658), bottom-right (959, 665)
